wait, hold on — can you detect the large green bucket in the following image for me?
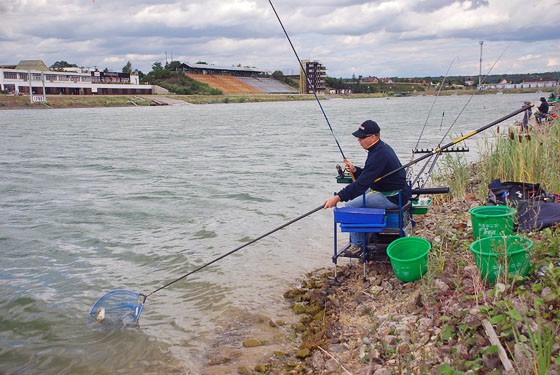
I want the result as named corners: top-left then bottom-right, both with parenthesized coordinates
top-left (469, 235), bottom-right (533, 284)
top-left (387, 237), bottom-right (431, 282)
top-left (469, 205), bottom-right (516, 240)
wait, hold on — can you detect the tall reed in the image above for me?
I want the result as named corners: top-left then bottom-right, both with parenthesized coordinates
top-left (434, 120), bottom-right (560, 199)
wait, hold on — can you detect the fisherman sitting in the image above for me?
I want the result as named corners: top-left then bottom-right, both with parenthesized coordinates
top-left (323, 120), bottom-right (410, 254)
top-left (535, 97), bottom-right (549, 124)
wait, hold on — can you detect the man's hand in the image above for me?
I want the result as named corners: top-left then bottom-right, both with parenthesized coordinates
top-left (324, 195), bottom-right (341, 209)
top-left (343, 159), bottom-right (356, 174)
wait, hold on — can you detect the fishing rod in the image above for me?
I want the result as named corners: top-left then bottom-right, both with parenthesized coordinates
top-left (90, 205), bottom-right (324, 322)
top-left (413, 57), bottom-right (457, 151)
top-left (92, 1), bottom-right (350, 324)
top-left (267, 0), bottom-right (348, 163)
top-left (142, 204), bottom-right (323, 301)
top-left (411, 43), bottom-right (512, 189)
top-left (375, 105), bottom-right (533, 184)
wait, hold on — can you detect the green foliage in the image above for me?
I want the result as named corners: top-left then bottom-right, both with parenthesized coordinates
top-left (432, 153), bottom-right (471, 200)
top-left (122, 61), bottom-right (132, 74)
top-left (50, 61), bottom-right (78, 70)
top-left (165, 60), bottom-right (182, 71)
top-left (433, 119), bottom-right (560, 200)
top-left (139, 60), bottom-right (221, 95)
top-left (155, 75), bottom-right (222, 95)
top-left (475, 123), bottom-right (560, 197)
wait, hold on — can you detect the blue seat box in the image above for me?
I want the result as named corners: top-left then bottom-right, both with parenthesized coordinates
top-left (334, 207), bottom-right (386, 224)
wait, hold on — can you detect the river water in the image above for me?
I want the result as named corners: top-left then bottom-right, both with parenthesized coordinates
top-left (0, 93), bottom-right (540, 374)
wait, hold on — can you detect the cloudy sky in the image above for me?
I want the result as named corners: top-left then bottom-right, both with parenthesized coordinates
top-left (1, 0), bottom-right (559, 78)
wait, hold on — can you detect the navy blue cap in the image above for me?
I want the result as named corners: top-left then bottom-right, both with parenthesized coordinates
top-left (352, 120), bottom-right (381, 138)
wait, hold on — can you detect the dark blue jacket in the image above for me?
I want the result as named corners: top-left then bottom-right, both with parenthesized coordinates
top-left (337, 140), bottom-right (409, 204)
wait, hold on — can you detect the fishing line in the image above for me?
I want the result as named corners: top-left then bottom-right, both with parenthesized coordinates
top-left (375, 105), bottom-right (532, 184)
top-left (412, 43), bottom-right (512, 189)
top-left (89, 205), bottom-right (324, 323)
top-left (413, 57), bottom-right (458, 151)
top-left (439, 43), bottom-right (511, 144)
top-left (267, 0), bottom-right (347, 161)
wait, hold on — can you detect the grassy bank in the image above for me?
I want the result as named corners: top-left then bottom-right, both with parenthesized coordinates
top-left (0, 93), bottom-right (322, 109)
top-left (0, 94), bottom-right (154, 109)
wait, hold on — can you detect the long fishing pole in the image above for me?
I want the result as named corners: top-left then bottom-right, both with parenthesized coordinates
top-left (375, 105), bottom-right (533, 183)
top-left (411, 43), bottom-right (512, 188)
top-left (141, 204), bottom-right (324, 302)
top-left (267, 0), bottom-right (347, 161)
top-left (413, 57), bottom-right (457, 151)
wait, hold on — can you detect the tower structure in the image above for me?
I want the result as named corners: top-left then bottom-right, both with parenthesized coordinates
top-left (299, 60), bottom-right (326, 94)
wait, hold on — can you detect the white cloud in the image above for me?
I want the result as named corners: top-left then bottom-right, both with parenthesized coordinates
top-left (0, 0), bottom-right (558, 76)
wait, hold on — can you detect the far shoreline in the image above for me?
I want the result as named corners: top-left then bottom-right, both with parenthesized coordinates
top-left (0, 88), bottom-right (550, 110)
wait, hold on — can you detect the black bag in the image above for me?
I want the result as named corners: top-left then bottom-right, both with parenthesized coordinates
top-left (487, 179), bottom-right (557, 205)
top-left (487, 179), bottom-right (560, 232)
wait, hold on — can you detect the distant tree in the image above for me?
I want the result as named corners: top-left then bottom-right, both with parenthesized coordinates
top-left (122, 61), bottom-right (132, 74)
top-left (195, 61), bottom-right (208, 65)
top-left (272, 70), bottom-right (284, 79)
top-left (50, 61), bottom-right (78, 71)
top-left (152, 62), bottom-right (164, 72)
top-left (166, 61), bottom-right (182, 71)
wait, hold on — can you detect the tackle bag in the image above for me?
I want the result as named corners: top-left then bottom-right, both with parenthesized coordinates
top-left (486, 179), bottom-right (560, 232)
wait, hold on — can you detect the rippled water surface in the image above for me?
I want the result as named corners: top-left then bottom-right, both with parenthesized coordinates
top-left (0, 93), bottom-right (538, 373)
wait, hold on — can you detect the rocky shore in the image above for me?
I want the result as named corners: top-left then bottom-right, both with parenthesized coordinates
top-left (237, 194), bottom-right (559, 374)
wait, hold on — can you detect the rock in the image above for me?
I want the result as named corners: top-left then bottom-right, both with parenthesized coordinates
top-left (295, 348), bottom-right (311, 359)
top-left (381, 280), bottom-right (393, 291)
top-left (254, 363), bottom-right (270, 373)
top-left (242, 338), bottom-right (262, 348)
top-left (433, 278), bottom-right (450, 293)
top-left (310, 351), bottom-right (325, 370)
top-left (370, 285), bottom-right (383, 294)
top-left (324, 358), bottom-right (341, 373)
top-left (374, 366), bottom-right (393, 374)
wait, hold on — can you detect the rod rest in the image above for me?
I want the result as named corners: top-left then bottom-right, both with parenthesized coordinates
top-left (412, 146), bottom-right (470, 154)
top-left (411, 187), bottom-right (450, 195)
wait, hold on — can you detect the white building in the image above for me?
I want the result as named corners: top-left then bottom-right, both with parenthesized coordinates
top-left (478, 78), bottom-right (558, 91)
top-left (0, 60), bottom-right (154, 95)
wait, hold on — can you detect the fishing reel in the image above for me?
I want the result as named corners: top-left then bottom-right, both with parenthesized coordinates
top-left (336, 164), bottom-right (352, 183)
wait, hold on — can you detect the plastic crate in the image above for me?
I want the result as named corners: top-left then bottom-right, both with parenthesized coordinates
top-left (334, 207), bottom-right (386, 224)
top-left (412, 198), bottom-right (432, 215)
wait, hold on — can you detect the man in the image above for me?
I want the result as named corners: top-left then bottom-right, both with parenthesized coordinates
top-left (521, 101), bottom-right (532, 132)
top-left (324, 120), bottom-right (410, 253)
top-left (535, 97), bottom-right (549, 124)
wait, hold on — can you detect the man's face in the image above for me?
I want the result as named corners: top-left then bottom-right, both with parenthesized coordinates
top-left (357, 134), bottom-right (379, 149)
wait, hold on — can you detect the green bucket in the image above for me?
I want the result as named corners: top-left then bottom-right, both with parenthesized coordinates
top-left (387, 237), bottom-right (431, 282)
top-left (469, 235), bottom-right (533, 284)
top-left (469, 205), bottom-right (516, 240)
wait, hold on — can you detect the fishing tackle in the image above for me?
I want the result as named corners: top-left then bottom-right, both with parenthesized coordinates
top-left (336, 164), bottom-right (345, 179)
